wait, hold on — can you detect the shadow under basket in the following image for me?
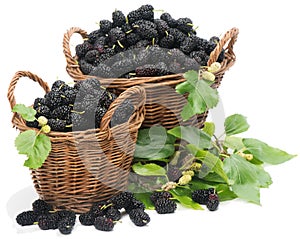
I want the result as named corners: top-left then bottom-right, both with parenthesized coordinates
top-left (63, 27), bottom-right (239, 129)
top-left (7, 71), bottom-right (146, 213)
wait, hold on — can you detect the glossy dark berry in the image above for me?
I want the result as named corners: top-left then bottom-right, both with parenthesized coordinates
top-left (154, 198), bottom-right (177, 214)
top-left (105, 207), bottom-right (121, 221)
top-left (37, 214), bottom-right (59, 230)
top-left (125, 199), bottom-right (146, 213)
top-left (99, 20), bottom-right (113, 34)
top-left (32, 199), bottom-right (53, 214)
top-left (110, 191), bottom-right (134, 209)
top-left (128, 208), bottom-right (150, 226)
top-left (79, 212), bottom-right (95, 226)
top-left (192, 188), bottom-right (216, 205)
top-left (150, 191), bottom-right (172, 204)
top-left (58, 217), bottom-right (75, 235)
top-left (207, 193), bottom-right (219, 211)
top-left (112, 10), bottom-right (126, 27)
top-left (94, 216), bottom-right (114, 231)
top-left (16, 211), bottom-right (39, 226)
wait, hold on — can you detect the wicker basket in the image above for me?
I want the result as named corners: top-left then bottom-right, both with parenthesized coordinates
top-left (7, 71), bottom-right (146, 213)
top-left (63, 27), bottom-right (239, 129)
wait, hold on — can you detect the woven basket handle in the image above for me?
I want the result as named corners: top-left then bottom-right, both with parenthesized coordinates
top-left (63, 27), bottom-right (88, 79)
top-left (7, 71), bottom-right (50, 110)
top-left (100, 86), bottom-right (146, 132)
top-left (207, 27), bottom-right (239, 66)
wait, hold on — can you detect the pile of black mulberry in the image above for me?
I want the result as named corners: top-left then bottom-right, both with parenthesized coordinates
top-left (75, 4), bottom-right (225, 78)
top-left (16, 190), bottom-right (219, 234)
top-left (26, 78), bottom-right (134, 132)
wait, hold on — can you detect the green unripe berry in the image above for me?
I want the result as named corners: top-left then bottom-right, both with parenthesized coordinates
top-left (37, 116), bottom-right (48, 126)
top-left (208, 62), bottom-right (221, 73)
top-left (202, 71), bottom-right (215, 82)
top-left (182, 170), bottom-right (195, 177)
top-left (41, 125), bottom-right (51, 134)
top-left (190, 162), bottom-right (202, 171)
top-left (178, 175), bottom-right (192, 185)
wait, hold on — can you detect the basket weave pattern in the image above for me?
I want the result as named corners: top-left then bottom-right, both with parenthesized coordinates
top-left (63, 27), bottom-right (239, 129)
top-left (8, 71), bottom-right (146, 213)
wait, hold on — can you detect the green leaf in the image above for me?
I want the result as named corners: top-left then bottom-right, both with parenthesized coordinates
top-left (224, 114), bottom-right (250, 136)
top-left (132, 162), bottom-right (166, 176)
top-left (202, 122), bottom-right (215, 137)
top-left (133, 193), bottom-right (155, 210)
top-left (176, 71), bottom-right (219, 121)
top-left (223, 154), bottom-right (272, 204)
top-left (243, 138), bottom-right (297, 165)
top-left (15, 130), bottom-right (37, 154)
top-left (12, 104), bottom-right (36, 122)
top-left (168, 126), bottom-right (211, 149)
top-left (134, 126), bottom-right (176, 159)
top-left (223, 136), bottom-right (245, 151)
top-left (215, 184), bottom-right (237, 202)
top-left (186, 145), bottom-right (228, 183)
top-left (15, 131), bottom-right (51, 169)
top-left (170, 189), bottom-right (203, 210)
top-left (231, 184), bottom-right (260, 204)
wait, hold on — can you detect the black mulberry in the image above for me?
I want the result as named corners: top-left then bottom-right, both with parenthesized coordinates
top-left (94, 216), bottom-right (114, 231)
top-left (177, 18), bottom-right (193, 34)
top-left (150, 191), bottom-right (172, 204)
top-left (58, 217), bottom-right (74, 235)
top-left (207, 193), bottom-right (219, 211)
top-left (47, 118), bottom-right (67, 132)
top-left (105, 207), bottom-right (121, 221)
top-left (191, 188), bottom-right (215, 205)
top-left (32, 199), bottom-right (53, 214)
top-left (37, 214), bottom-right (59, 230)
top-left (154, 198), bottom-right (177, 214)
top-left (99, 20), bottom-right (113, 34)
top-left (79, 212), bottom-right (95, 226)
top-left (112, 10), bottom-right (126, 27)
top-left (110, 191), bottom-right (134, 209)
top-left (16, 211), bottom-right (39, 226)
top-left (128, 209), bottom-right (150, 227)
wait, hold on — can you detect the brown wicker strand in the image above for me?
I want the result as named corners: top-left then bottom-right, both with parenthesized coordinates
top-left (63, 27), bottom-right (88, 80)
top-left (207, 27), bottom-right (239, 66)
top-left (7, 71), bottom-right (50, 110)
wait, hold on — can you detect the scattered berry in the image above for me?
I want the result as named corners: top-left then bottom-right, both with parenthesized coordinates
top-left (207, 193), bottom-right (220, 211)
top-left (154, 198), bottom-right (177, 214)
top-left (32, 199), bottom-right (53, 214)
top-left (58, 217), bottom-right (75, 235)
top-left (192, 188), bottom-right (216, 205)
top-left (110, 191), bottom-right (134, 209)
top-left (128, 208), bottom-right (150, 226)
top-left (94, 216), bottom-right (114, 231)
top-left (16, 211), bottom-right (39, 226)
top-left (150, 191), bottom-right (172, 204)
top-left (79, 212), bottom-right (95, 226)
top-left (37, 214), bottom-right (59, 230)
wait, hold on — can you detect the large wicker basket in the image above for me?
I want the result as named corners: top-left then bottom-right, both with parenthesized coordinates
top-left (63, 27), bottom-right (239, 129)
top-left (7, 71), bottom-right (146, 213)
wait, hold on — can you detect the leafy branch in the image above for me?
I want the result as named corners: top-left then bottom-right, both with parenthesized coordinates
top-left (130, 113), bottom-right (296, 208)
top-left (12, 104), bottom-right (51, 169)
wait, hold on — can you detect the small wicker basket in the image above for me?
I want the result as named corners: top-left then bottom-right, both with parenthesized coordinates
top-left (63, 27), bottom-right (239, 129)
top-left (7, 71), bottom-right (146, 213)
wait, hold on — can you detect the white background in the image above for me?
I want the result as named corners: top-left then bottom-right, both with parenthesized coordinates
top-left (1, 0), bottom-right (299, 238)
